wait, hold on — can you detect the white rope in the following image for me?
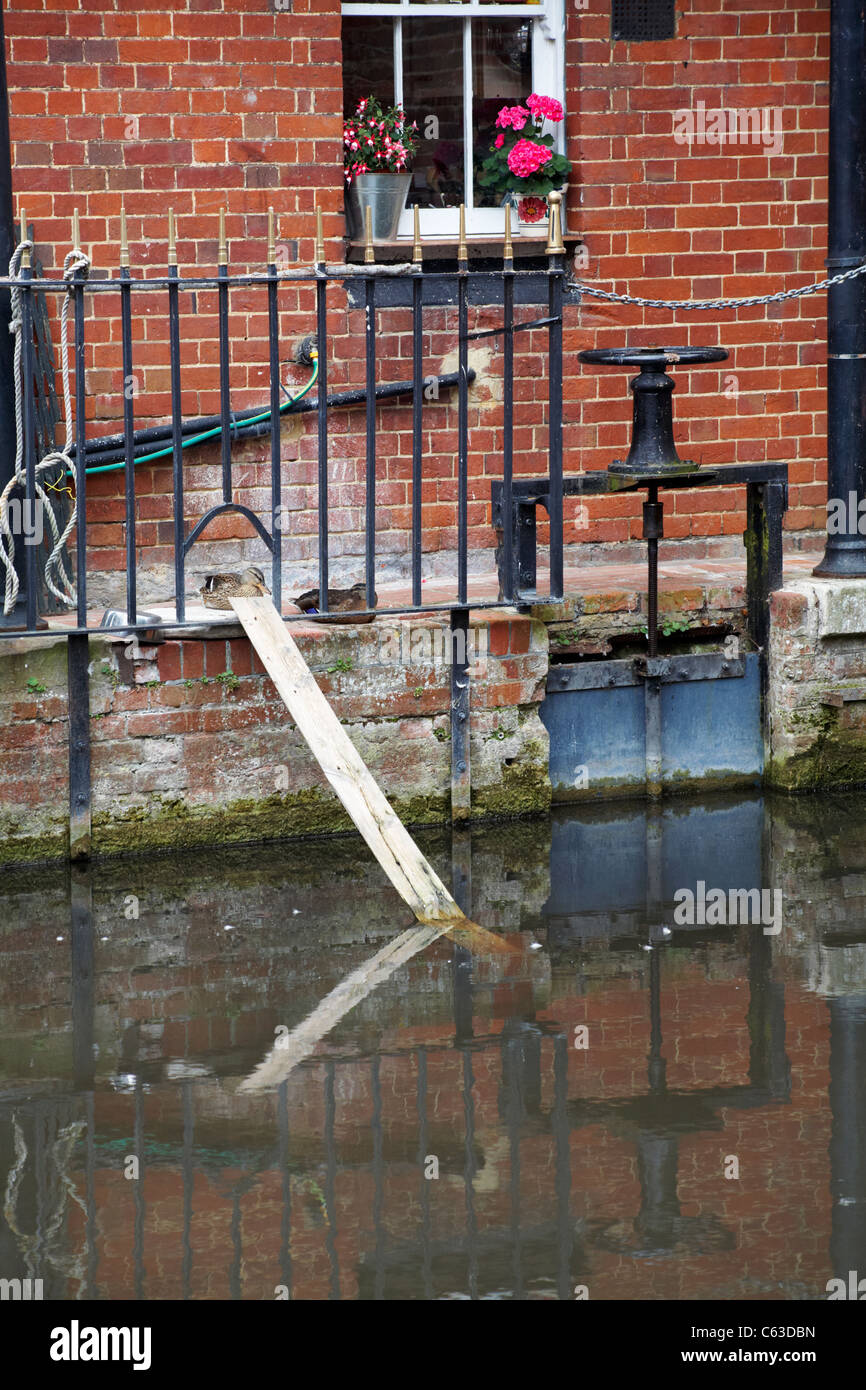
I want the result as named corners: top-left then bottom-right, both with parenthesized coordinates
top-left (1, 242), bottom-right (89, 614)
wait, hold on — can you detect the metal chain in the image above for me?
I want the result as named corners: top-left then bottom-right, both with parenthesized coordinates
top-left (571, 257), bottom-right (866, 311)
top-left (0, 243), bottom-right (89, 614)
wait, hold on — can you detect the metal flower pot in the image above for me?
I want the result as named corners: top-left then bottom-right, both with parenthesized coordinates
top-left (345, 172), bottom-right (412, 241)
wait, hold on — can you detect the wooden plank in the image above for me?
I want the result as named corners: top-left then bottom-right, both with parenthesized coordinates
top-left (230, 596), bottom-right (506, 945)
top-left (239, 923), bottom-right (448, 1091)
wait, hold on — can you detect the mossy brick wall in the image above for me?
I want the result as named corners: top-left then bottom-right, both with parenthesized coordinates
top-left (767, 580), bottom-right (866, 790)
top-left (0, 610), bottom-right (550, 863)
top-left (7, 0), bottom-right (831, 593)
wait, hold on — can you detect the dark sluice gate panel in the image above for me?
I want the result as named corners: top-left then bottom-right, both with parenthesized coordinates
top-left (542, 652), bottom-right (763, 801)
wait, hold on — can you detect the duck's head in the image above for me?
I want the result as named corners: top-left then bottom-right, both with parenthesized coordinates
top-left (242, 566), bottom-right (267, 587)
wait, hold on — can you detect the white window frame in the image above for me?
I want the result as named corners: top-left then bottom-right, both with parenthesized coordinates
top-left (341, 0), bottom-right (566, 238)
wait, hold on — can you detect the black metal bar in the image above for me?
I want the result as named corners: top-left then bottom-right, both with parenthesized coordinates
top-left (644, 484), bottom-right (663, 798)
top-left (120, 266), bottom-right (137, 624)
top-left (266, 262), bottom-right (282, 614)
top-left (278, 1080), bottom-right (292, 1298)
top-left (316, 271), bottom-right (329, 613)
top-left (85, 1089), bottom-right (97, 1296)
top-left (4, 265), bottom-right (560, 292)
top-left (168, 263), bottom-right (185, 622)
top-left (76, 370), bottom-right (476, 468)
top-left (371, 1054), bottom-right (385, 1300)
top-left (645, 485), bottom-right (661, 660)
top-left (366, 273), bottom-right (377, 609)
top-left (505, 1037), bottom-right (523, 1300)
top-left (67, 633), bottom-right (91, 858)
top-left (746, 481), bottom-right (770, 656)
top-left (70, 864), bottom-right (94, 1088)
top-left (746, 479), bottom-right (786, 730)
top-left (462, 1047), bottom-right (478, 1298)
top-left (229, 1184), bottom-right (243, 1300)
top-left (0, 594), bottom-right (539, 644)
top-left (183, 500), bottom-right (273, 556)
top-left (502, 247), bottom-right (515, 603)
top-left (133, 1075), bottom-right (145, 1299)
top-left (492, 460), bottom-right (789, 506)
top-left (828, 994), bottom-right (866, 1281)
top-left (182, 1079), bottom-right (194, 1299)
top-left (73, 259), bottom-right (87, 626)
top-left (416, 1048), bottom-right (433, 1300)
top-left (19, 260), bottom-right (37, 632)
top-left (552, 1032), bottom-right (572, 1300)
top-left (548, 250), bottom-right (564, 599)
top-left (516, 501), bottom-right (537, 596)
top-left (323, 1059), bottom-right (340, 1299)
top-left (813, 0), bottom-right (866, 576)
top-left (457, 255), bottom-right (469, 607)
top-left (465, 313), bottom-right (560, 343)
top-left (450, 607), bottom-right (471, 823)
top-left (411, 273), bottom-right (422, 607)
top-left (218, 261), bottom-right (232, 505)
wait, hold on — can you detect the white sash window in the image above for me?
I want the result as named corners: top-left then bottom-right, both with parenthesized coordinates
top-left (341, 0), bottom-right (566, 238)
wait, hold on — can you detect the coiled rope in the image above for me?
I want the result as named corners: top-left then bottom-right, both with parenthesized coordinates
top-left (0, 241), bottom-right (89, 614)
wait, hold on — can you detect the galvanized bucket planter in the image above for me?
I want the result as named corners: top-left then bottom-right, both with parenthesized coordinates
top-left (345, 172), bottom-right (412, 241)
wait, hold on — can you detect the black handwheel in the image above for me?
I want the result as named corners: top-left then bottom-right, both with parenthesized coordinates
top-left (578, 345), bottom-right (729, 475)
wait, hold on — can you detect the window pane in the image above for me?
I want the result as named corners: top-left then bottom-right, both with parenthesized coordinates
top-left (472, 20), bottom-right (533, 207)
top-left (342, 17), bottom-right (395, 118)
top-left (403, 20), bottom-right (465, 209)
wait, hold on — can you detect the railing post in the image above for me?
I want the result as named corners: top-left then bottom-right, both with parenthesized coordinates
top-left (267, 207), bottom-right (282, 613)
top-left (315, 205), bottom-right (330, 614)
top-left (167, 209), bottom-right (185, 623)
top-left (119, 203), bottom-right (137, 625)
top-left (72, 209), bottom-right (88, 628)
top-left (546, 191), bottom-right (565, 600)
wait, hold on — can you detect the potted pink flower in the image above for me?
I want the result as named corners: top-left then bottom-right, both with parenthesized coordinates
top-left (477, 93), bottom-right (570, 229)
top-left (344, 96), bottom-right (419, 241)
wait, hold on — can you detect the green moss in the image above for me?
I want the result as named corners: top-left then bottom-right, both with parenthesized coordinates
top-left (472, 739), bottom-right (551, 818)
top-left (0, 824), bottom-right (69, 866)
top-left (766, 703), bottom-right (866, 791)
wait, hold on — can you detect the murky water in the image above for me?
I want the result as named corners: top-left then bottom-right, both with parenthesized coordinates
top-left (1, 792), bottom-right (864, 1301)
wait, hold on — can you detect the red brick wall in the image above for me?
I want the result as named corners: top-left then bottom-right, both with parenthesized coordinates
top-left (6, 0), bottom-right (831, 589)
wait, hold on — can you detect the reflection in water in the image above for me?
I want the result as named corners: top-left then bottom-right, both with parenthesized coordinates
top-left (1, 792), bottom-right (865, 1300)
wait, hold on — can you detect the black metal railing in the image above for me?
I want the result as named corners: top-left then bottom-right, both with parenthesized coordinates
top-left (0, 199), bottom-right (567, 642)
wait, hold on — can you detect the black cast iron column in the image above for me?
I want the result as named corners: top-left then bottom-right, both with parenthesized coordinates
top-left (813, 0), bottom-right (866, 577)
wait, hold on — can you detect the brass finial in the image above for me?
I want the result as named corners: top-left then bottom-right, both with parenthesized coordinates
top-left (267, 206), bottom-right (276, 265)
top-left (315, 203), bottom-right (325, 266)
top-left (458, 202), bottom-right (468, 264)
top-left (218, 207), bottom-right (227, 267)
top-left (72, 208), bottom-right (81, 254)
top-left (120, 201), bottom-right (129, 269)
top-left (364, 203), bottom-right (374, 264)
top-left (168, 207), bottom-right (177, 267)
top-left (546, 190), bottom-right (564, 256)
top-left (503, 201), bottom-right (513, 264)
top-left (19, 207), bottom-right (29, 269)
top-left (413, 204), bottom-right (422, 264)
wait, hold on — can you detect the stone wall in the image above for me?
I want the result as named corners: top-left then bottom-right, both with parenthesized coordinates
top-left (767, 579), bottom-right (866, 790)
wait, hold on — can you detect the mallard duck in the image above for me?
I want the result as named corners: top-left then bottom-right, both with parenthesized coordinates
top-left (292, 580), bottom-right (377, 624)
top-left (200, 566), bottom-right (270, 610)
